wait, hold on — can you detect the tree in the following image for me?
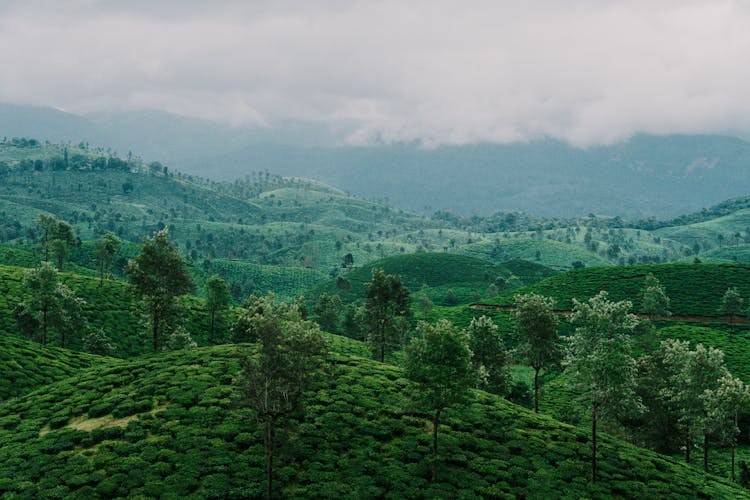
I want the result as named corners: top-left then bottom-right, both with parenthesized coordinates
top-left (49, 220), bottom-right (76, 270)
top-left (314, 293), bottom-right (341, 333)
top-left (341, 304), bottom-right (363, 340)
top-left (641, 273), bottom-right (670, 320)
top-left (719, 287), bottom-right (744, 325)
top-left (205, 275), bottom-right (231, 342)
top-left (234, 296), bottom-right (326, 499)
top-left (661, 340), bottom-right (728, 471)
top-left (514, 293), bottom-right (561, 413)
top-left (83, 327), bottom-right (116, 356)
top-left (467, 315), bottom-right (511, 396)
top-left (127, 229), bottom-right (192, 352)
top-left (36, 214), bottom-right (57, 263)
top-left (567, 291), bottom-right (642, 483)
top-left (404, 320), bottom-right (475, 482)
top-left (18, 262), bottom-right (85, 347)
top-left (702, 374), bottom-right (750, 481)
top-left (363, 269), bottom-right (412, 362)
top-left (95, 232), bottom-right (121, 287)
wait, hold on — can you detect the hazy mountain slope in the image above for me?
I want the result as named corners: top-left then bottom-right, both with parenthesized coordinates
top-left (4, 104), bottom-right (750, 218)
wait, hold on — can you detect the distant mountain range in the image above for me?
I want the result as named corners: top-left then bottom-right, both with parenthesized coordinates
top-left (2, 103), bottom-right (750, 218)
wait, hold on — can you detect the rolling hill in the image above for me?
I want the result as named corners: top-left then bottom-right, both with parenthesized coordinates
top-left (0, 340), bottom-right (745, 498)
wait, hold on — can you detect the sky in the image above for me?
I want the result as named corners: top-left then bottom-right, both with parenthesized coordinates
top-left (1, 0), bottom-right (750, 147)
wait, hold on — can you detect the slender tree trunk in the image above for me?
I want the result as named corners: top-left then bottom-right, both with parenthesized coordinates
top-left (60, 327), bottom-right (65, 349)
top-left (209, 308), bottom-right (215, 342)
top-left (379, 321), bottom-right (385, 363)
top-left (591, 406), bottom-right (597, 483)
top-left (432, 408), bottom-right (441, 483)
top-left (42, 305), bottom-right (47, 346)
top-left (685, 425), bottom-right (691, 464)
top-left (57, 254), bottom-right (63, 271)
top-left (265, 417), bottom-right (276, 499)
top-left (152, 306), bottom-right (159, 352)
top-left (732, 445), bottom-right (736, 482)
top-left (533, 367), bottom-right (540, 413)
top-left (704, 433), bottom-right (709, 473)
top-left (99, 260), bottom-right (104, 288)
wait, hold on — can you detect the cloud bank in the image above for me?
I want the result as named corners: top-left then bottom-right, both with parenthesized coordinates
top-left (1, 0), bottom-right (750, 146)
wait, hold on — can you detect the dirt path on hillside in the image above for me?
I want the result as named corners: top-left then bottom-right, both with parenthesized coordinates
top-left (469, 304), bottom-right (749, 324)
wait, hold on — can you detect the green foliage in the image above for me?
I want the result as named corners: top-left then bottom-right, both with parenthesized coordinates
top-left (492, 263), bottom-right (750, 318)
top-left (719, 287), bottom-right (745, 323)
top-left (404, 320), bottom-right (475, 481)
top-left (127, 229), bottom-right (193, 352)
top-left (234, 295), bottom-right (327, 497)
top-left (514, 293), bottom-right (561, 413)
top-left (0, 336), bottom-right (113, 401)
top-left (204, 275), bottom-right (230, 342)
top-left (641, 273), bottom-right (671, 319)
top-left (314, 293), bottom-right (342, 333)
top-left (364, 269), bottom-right (412, 362)
top-left (568, 291), bottom-right (643, 482)
top-left (467, 316), bottom-right (511, 396)
top-left (95, 232), bottom-right (122, 286)
top-left (0, 342), bottom-right (745, 498)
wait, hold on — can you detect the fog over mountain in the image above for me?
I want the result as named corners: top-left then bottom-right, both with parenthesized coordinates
top-left (2, 104), bottom-right (750, 218)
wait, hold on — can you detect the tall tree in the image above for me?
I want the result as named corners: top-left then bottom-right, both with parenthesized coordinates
top-left (18, 262), bottom-right (85, 347)
top-left (234, 296), bottom-right (326, 499)
top-left (49, 220), bottom-right (76, 271)
top-left (467, 315), bottom-right (511, 396)
top-left (314, 293), bottom-right (342, 333)
top-left (95, 232), bottom-right (122, 287)
top-left (205, 275), bottom-right (231, 342)
top-left (404, 320), bottom-right (475, 482)
top-left (719, 287), bottom-right (744, 325)
top-left (127, 229), bottom-right (192, 352)
top-left (363, 269), bottom-right (412, 362)
top-left (641, 273), bottom-right (671, 320)
top-left (514, 293), bottom-right (560, 413)
top-left (36, 214), bottom-right (57, 263)
top-left (568, 291), bottom-right (643, 483)
top-left (661, 340), bottom-right (728, 471)
top-left (702, 374), bottom-right (750, 481)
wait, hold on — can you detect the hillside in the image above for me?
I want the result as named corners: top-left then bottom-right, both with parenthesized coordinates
top-left (0, 336), bottom-right (114, 402)
top-left (0, 265), bottom-right (216, 357)
top-left (309, 253), bottom-right (555, 307)
top-left (0, 342), bottom-right (744, 498)
top-left (487, 262), bottom-right (750, 317)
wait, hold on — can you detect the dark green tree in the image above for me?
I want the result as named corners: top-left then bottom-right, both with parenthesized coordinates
top-left (514, 293), bottom-right (561, 413)
top-left (641, 273), bottom-right (671, 320)
top-left (82, 327), bottom-right (116, 356)
top-left (234, 296), bottom-right (326, 499)
top-left (719, 287), bottom-right (744, 325)
top-left (95, 232), bottom-right (122, 287)
top-left (314, 293), bottom-right (342, 333)
top-left (404, 320), bottom-right (475, 482)
top-left (364, 269), bottom-right (412, 362)
top-left (467, 315), bottom-right (511, 396)
top-left (18, 262), bottom-right (85, 347)
top-left (49, 220), bottom-right (76, 271)
top-left (205, 275), bottom-right (231, 342)
top-left (127, 229), bottom-right (192, 352)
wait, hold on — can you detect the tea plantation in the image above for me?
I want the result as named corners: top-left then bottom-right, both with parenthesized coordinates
top-left (0, 341), bottom-right (745, 499)
top-left (488, 262), bottom-right (750, 317)
top-left (0, 265), bottom-right (217, 357)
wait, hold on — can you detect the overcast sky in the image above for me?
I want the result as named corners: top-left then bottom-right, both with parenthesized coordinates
top-left (1, 0), bottom-right (750, 146)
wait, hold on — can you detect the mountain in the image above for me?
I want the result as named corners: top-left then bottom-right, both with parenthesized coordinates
top-left (3, 104), bottom-right (750, 217)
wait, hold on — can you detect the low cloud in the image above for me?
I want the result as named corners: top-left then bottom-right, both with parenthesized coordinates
top-left (2, 0), bottom-right (750, 146)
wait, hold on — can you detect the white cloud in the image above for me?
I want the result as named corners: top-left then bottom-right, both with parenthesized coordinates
top-left (1, 0), bottom-right (750, 146)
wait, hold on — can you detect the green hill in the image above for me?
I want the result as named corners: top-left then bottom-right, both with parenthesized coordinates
top-left (459, 238), bottom-right (610, 270)
top-left (0, 265), bottom-right (216, 357)
top-left (0, 341), bottom-right (744, 498)
top-left (0, 336), bottom-right (115, 402)
top-left (489, 262), bottom-right (750, 318)
top-left (309, 253), bottom-right (554, 307)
